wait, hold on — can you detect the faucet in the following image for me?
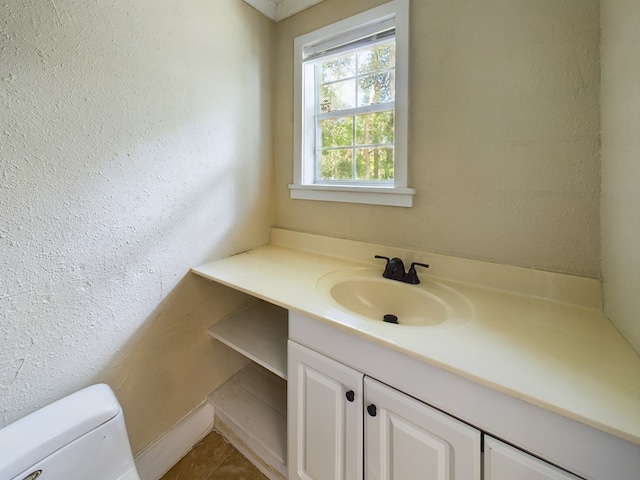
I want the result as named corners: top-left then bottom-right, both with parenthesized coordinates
top-left (375, 255), bottom-right (429, 284)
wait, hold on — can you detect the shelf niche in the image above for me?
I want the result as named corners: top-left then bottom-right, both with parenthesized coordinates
top-left (207, 300), bottom-right (289, 480)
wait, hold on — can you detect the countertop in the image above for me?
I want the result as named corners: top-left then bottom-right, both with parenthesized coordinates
top-left (192, 229), bottom-right (640, 446)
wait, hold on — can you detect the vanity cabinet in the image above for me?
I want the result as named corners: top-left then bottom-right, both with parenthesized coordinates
top-left (193, 232), bottom-right (640, 480)
top-left (288, 340), bottom-right (481, 480)
top-left (365, 376), bottom-right (481, 480)
top-left (288, 340), bottom-right (363, 480)
top-left (484, 437), bottom-right (582, 480)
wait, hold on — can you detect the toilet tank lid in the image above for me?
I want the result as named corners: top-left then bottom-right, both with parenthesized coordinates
top-left (0, 384), bottom-right (122, 480)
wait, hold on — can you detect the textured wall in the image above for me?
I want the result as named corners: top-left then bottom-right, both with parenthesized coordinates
top-left (0, 0), bottom-right (273, 453)
top-left (601, 0), bottom-right (640, 354)
top-left (274, 0), bottom-right (601, 277)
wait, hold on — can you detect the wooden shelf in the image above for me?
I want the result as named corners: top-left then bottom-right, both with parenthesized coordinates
top-left (208, 301), bottom-right (288, 379)
top-left (210, 363), bottom-right (287, 480)
top-left (208, 301), bottom-right (289, 479)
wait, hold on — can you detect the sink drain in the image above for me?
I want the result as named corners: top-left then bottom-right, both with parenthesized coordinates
top-left (383, 314), bottom-right (399, 324)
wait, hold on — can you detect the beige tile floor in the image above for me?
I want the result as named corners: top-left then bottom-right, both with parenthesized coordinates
top-left (160, 430), bottom-right (268, 480)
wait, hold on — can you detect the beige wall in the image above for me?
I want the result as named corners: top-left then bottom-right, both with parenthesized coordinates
top-left (3, 0), bottom-right (634, 460)
top-left (274, 0), bottom-right (601, 277)
top-left (0, 0), bottom-right (273, 453)
top-left (601, 0), bottom-right (640, 353)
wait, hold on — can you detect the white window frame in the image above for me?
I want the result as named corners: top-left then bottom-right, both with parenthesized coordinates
top-left (289, 0), bottom-right (414, 207)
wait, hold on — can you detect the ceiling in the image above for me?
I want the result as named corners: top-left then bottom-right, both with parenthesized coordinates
top-left (243, 0), bottom-right (326, 22)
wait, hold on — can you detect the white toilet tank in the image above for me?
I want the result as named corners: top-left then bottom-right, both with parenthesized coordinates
top-left (0, 384), bottom-right (141, 480)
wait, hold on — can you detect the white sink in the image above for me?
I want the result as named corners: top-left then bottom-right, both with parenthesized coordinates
top-left (316, 268), bottom-right (473, 328)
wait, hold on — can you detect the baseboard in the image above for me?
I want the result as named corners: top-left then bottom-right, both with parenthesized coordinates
top-left (207, 364), bottom-right (287, 480)
top-left (134, 401), bottom-right (215, 480)
top-left (215, 416), bottom-right (287, 480)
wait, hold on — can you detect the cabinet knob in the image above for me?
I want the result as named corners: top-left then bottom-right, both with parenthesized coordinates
top-left (367, 404), bottom-right (377, 417)
top-left (345, 390), bottom-right (355, 402)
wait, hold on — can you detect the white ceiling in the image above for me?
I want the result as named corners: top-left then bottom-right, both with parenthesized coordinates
top-left (243, 0), bottom-right (326, 22)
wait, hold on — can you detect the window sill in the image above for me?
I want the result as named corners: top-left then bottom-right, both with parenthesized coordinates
top-left (288, 184), bottom-right (416, 207)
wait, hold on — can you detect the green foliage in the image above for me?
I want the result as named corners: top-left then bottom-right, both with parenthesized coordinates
top-left (358, 43), bottom-right (395, 74)
top-left (356, 111), bottom-right (394, 145)
top-left (320, 55), bottom-right (354, 83)
top-left (356, 147), bottom-right (394, 180)
top-left (317, 41), bottom-right (396, 182)
top-left (321, 81), bottom-right (355, 112)
top-left (357, 44), bottom-right (395, 106)
top-left (320, 149), bottom-right (353, 180)
top-left (321, 117), bottom-right (353, 147)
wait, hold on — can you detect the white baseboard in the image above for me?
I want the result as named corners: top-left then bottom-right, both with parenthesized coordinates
top-left (207, 365), bottom-right (287, 480)
top-left (134, 401), bottom-right (215, 480)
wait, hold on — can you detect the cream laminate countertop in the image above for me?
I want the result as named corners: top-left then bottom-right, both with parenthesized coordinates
top-left (192, 230), bottom-right (640, 447)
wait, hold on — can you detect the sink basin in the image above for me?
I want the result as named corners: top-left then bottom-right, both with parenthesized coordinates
top-left (317, 268), bottom-right (473, 328)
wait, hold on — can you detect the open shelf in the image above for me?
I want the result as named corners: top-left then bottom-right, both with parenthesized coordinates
top-left (207, 300), bottom-right (289, 479)
top-left (210, 363), bottom-right (287, 480)
top-left (208, 301), bottom-right (288, 379)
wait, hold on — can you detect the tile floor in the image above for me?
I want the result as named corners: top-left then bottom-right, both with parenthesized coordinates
top-left (160, 430), bottom-right (268, 480)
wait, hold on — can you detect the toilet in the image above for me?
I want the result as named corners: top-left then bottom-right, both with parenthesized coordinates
top-left (0, 384), bottom-right (141, 480)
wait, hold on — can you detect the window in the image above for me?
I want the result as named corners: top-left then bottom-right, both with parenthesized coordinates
top-left (289, 0), bottom-right (414, 207)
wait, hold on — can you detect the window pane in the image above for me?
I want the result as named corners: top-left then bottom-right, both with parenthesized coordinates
top-left (320, 117), bottom-right (354, 148)
top-left (357, 43), bottom-right (395, 74)
top-left (321, 80), bottom-right (356, 112)
top-left (356, 147), bottom-right (394, 180)
top-left (320, 54), bottom-right (355, 83)
top-left (319, 149), bottom-right (353, 180)
top-left (357, 71), bottom-right (395, 106)
top-left (355, 111), bottom-right (394, 146)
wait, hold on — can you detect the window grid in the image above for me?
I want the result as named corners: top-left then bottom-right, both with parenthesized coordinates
top-left (290, 0), bottom-right (413, 207)
top-left (313, 40), bottom-right (396, 184)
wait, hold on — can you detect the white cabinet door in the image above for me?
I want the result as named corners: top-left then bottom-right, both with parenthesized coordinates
top-left (288, 341), bottom-right (364, 480)
top-left (365, 377), bottom-right (481, 480)
top-left (484, 437), bottom-right (582, 480)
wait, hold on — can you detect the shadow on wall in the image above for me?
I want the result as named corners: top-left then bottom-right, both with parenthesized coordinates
top-left (99, 273), bottom-right (258, 453)
top-left (0, 0), bottom-right (273, 454)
